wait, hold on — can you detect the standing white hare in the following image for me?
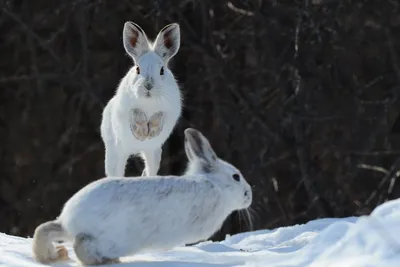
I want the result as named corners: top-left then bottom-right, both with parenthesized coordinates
top-left (32, 128), bottom-right (253, 266)
top-left (101, 21), bottom-right (182, 177)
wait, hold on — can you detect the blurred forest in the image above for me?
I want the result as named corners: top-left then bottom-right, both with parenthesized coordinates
top-left (1, 0), bottom-right (400, 241)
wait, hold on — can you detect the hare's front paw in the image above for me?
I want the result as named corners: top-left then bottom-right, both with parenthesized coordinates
top-left (131, 109), bottom-right (149, 141)
top-left (148, 111), bottom-right (164, 138)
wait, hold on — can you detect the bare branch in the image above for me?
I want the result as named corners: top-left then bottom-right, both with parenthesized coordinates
top-left (226, 2), bottom-right (254, 16)
top-left (357, 164), bottom-right (389, 175)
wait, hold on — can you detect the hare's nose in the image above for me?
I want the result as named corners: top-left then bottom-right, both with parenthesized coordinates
top-left (144, 83), bottom-right (153, 91)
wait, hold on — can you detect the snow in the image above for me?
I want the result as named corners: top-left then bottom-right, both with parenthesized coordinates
top-left (1, 199), bottom-right (400, 267)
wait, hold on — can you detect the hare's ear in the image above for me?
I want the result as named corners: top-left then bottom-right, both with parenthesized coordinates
top-left (123, 22), bottom-right (150, 62)
top-left (184, 134), bottom-right (195, 162)
top-left (153, 23), bottom-right (180, 62)
top-left (184, 128), bottom-right (217, 168)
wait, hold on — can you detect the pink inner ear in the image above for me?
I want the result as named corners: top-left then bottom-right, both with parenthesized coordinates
top-left (129, 30), bottom-right (139, 47)
top-left (163, 28), bottom-right (174, 49)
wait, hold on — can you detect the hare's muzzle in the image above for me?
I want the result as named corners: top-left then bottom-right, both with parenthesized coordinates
top-left (144, 83), bottom-right (153, 91)
top-left (144, 76), bottom-right (154, 91)
top-left (244, 189), bottom-right (253, 208)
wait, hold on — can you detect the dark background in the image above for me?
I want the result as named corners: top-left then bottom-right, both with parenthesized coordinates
top-left (1, 0), bottom-right (400, 240)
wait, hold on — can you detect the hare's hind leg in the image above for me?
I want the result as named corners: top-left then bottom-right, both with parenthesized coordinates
top-left (140, 147), bottom-right (162, 177)
top-left (74, 233), bottom-right (120, 266)
top-left (104, 143), bottom-right (129, 177)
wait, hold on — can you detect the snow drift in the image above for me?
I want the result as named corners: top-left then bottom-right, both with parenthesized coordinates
top-left (1, 199), bottom-right (400, 267)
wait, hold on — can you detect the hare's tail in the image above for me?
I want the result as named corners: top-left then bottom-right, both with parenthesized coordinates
top-left (32, 220), bottom-right (70, 263)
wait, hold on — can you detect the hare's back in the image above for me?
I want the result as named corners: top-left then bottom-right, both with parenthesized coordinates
top-left (59, 176), bottom-right (198, 236)
top-left (59, 177), bottom-right (140, 234)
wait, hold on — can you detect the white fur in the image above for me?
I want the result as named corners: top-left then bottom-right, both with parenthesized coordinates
top-left (101, 22), bottom-right (182, 177)
top-left (32, 128), bottom-right (252, 265)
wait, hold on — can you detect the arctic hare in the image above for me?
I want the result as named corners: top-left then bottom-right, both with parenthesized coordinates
top-left (101, 21), bottom-right (182, 177)
top-left (32, 128), bottom-right (252, 265)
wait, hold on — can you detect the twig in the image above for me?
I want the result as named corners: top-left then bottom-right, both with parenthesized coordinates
top-left (293, 120), bottom-right (327, 216)
top-left (386, 171), bottom-right (400, 200)
top-left (226, 2), bottom-right (254, 16)
top-left (228, 86), bottom-right (286, 143)
top-left (386, 28), bottom-right (400, 83)
top-left (350, 150), bottom-right (400, 156)
top-left (364, 157), bottom-right (400, 207)
top-left (290, 0), bottom-right (329, 217)
top-left (357, 164), bottom-right (388, 175)
top-left (76, 8), bottom-right (89, 79)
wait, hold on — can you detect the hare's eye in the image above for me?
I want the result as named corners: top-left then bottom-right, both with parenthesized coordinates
top-left (136, 66), bottom-right (140, 75)
top-left (160, 66), bottom-right (164, 75)
top-left (232, 174), bottom-right (240, 182)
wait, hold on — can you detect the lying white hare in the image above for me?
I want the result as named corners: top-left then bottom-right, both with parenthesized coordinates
top-left (32, 128), bottom-right (253, 265)
top-left (101, 21), bottom-right (182, 177)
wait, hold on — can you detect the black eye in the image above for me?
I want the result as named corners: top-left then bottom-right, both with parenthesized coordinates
top-left (160, 66), bottom-right (164, 75)
top-left (136, 66), bottom-right (140, 75)
top-left (232, 174), bottom-right (240, 181)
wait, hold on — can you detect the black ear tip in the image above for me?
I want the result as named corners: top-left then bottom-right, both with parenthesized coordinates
top-left (184, 128), bottom-right (199, 137)
top-left (170, 23), bottom-right (180, 30)
top-left (184, 128), bottom-right (205, 150)
top-left (124, 21), bottom-right (135, 28)
top-left (163, 23), bottom-right (180, 31)
top-left (124, 22), bottom-right (144, 34)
